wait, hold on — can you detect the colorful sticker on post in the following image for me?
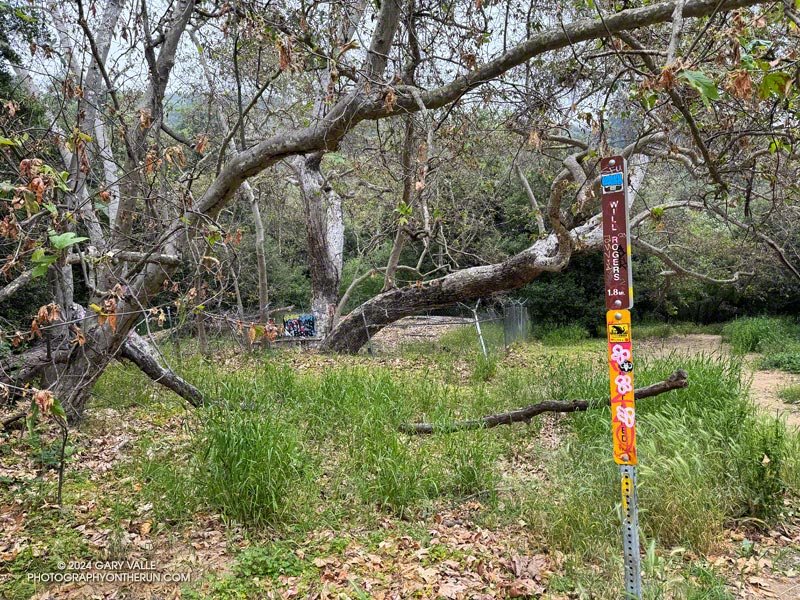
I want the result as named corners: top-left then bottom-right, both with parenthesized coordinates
top-left (607, 309), bottom-right (637, 465)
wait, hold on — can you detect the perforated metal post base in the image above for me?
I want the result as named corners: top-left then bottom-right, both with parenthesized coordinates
top-left (620, 464), bottom-right (642, 599)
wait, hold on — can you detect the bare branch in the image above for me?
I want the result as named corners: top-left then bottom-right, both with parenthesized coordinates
top-left (0, 269), bottom-right (34, 303)
top-left (632, 237), bottom-right (753, 284)
top-left (197, 0), bottom-right (769, 219)
top-left (666, 0), bottom-right (686, 64)
top-left (516, 164), bottom-right (546, 237)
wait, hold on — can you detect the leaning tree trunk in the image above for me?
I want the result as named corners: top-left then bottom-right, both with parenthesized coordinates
top-left (322, 145), bottom-right (654, 354)
top-left (48, 258), bottom-right (179, 421)
top-left (293, 153), bottom-right (344, 337)
top-left (46, 317), bottom-right (130, 422)
top-left (320, 237), bottom-right (564, 353)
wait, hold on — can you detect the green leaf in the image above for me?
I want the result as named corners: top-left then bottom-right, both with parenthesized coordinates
top-left (14, 8), bottom-right (37, 23)
top-left (758, 72), bottom-right (791, 99)
top-left (744, 39), bottom-right (773, 53)
top-left (0, 137), bottom-right (17, 146)
top-left (26, 410), bottom-right (38, 437)
top-left (769, 139), bottom-right (788, 154)
top-left (31, 264), bottom-right (49, 278)
top-left (40, 165), bottom-right (70, 192)
top-left (680, 70), bottom-right (719, 106)
top-left (48, 231), bottom-right (88, 250)
top-left (51, 398), bottom-right (67, 420)
top-left (31, 248), bottom-right (57, 278)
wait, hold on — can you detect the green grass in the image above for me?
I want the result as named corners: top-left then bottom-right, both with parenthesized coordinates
top-left (634, 321), bottom-right (725, 339)
top-left (91, 362), bottom-right (155, 409)
top-left (10, 326), bottom-right (799, 600)
top-left (722, 316), bottom-right (800, 355)
top-left (421, 321), bottom-right (506, 355)
top-left (125, 345), bottom-right (798, 541)
top-left (134, 360), bottom-right (510, 523)
top-left (761, 351), bottom-right (800, 374)
top-left (534, 322), bottom-right (590, 345)
top-left (194, 397), bottom-right (316, 527)
top-left (778, 384), bottom-right (800, 404)
top-left (515, 355), bottom-right (793, 558)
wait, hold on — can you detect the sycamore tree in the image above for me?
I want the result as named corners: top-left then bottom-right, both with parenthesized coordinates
top-left (0, 0), bottom-right (796, 422)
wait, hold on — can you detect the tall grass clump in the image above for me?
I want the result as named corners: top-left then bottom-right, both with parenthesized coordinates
top-left (471, 354), bottom-right (498, 382)
top-left (193, 401), bottom-right (314, 527)
top-left (528, 355), bottom-right (795, 555)
top-left (534, 323), bottom-right (590, 346)
top-left (784, 433), bottom-right (800, 495)
top-left (778, 384), bottom-right (800, 404)
top-left (722, 316), bottom-right (799, 354)
top-left (434, 322), bottom-right (505, 356)
top-left (348, 418), bottom-right (443, 515)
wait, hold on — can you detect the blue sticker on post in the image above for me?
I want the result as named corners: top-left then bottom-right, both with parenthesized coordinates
top-left (601, 172), bottom-right (624, 193)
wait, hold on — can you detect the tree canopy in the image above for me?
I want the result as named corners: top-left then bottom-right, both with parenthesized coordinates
top-left (0, 0), bottom-right (798, 418)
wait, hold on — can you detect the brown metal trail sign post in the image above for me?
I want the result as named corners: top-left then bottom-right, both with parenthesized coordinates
top-left (601, 155), bottom-right (642, 598)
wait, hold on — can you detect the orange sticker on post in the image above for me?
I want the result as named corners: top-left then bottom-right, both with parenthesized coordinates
top-left (607, 310), bottom-right (636, 465)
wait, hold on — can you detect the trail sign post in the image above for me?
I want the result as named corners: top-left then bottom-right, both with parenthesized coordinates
top-left (601, 156), bottom-right (642, 599)
top-left (601, 157), bottom-right (633, 311)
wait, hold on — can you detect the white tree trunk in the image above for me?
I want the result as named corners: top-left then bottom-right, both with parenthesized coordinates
top-left (293, 153), bottom-right (345, 337)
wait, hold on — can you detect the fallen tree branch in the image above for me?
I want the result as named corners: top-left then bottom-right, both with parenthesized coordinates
top-left (400, 369), bottom-right (688, 434)
top-left (1, 411), bottom-right (26, 429)
top-left (118, 332), bottom-right (205, 407)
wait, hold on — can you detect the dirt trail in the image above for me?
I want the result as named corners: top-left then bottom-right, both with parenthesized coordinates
top-left (639, 334), bottom-right (800, 429)
top-left (370, 316), bottom-right (473, 353)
